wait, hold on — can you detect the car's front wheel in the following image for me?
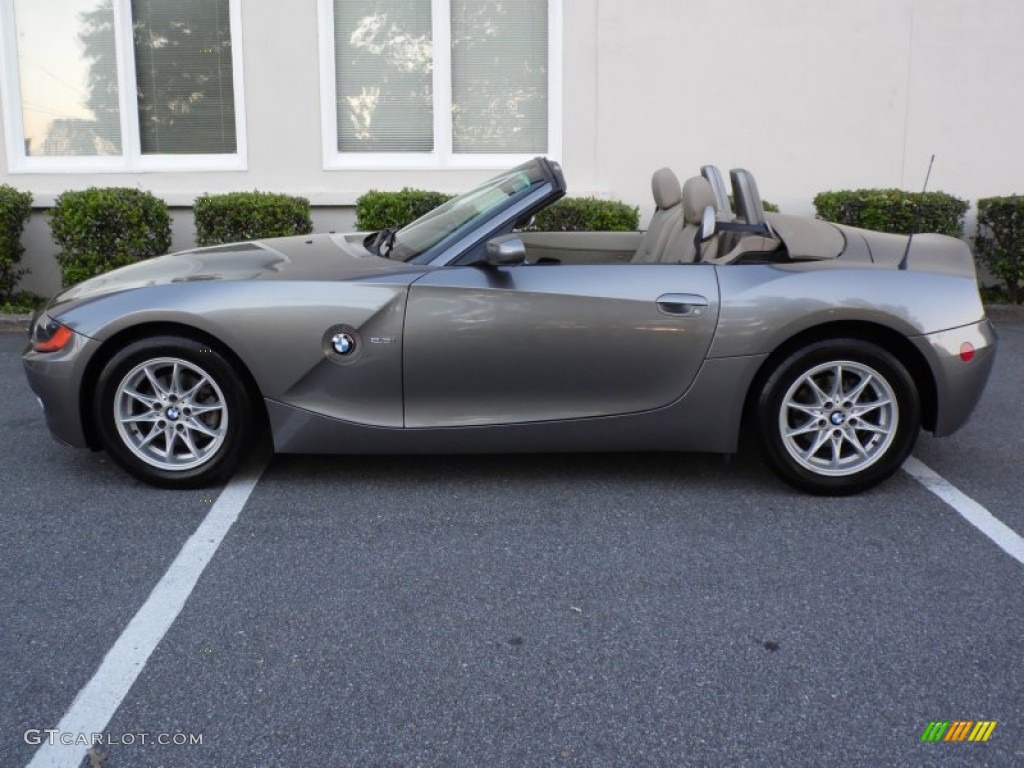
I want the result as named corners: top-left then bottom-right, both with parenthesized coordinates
top-left (94, 336), bottom-right (256, 488)
top-left (755, 339), bottom-right (920, 495)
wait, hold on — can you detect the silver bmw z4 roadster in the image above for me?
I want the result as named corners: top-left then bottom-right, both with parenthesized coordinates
top-left (23, 158), bottom-right (996, 494)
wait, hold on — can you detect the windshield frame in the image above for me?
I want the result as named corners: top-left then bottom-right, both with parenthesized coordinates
top-left (391, 158), bottom-right (562, 266)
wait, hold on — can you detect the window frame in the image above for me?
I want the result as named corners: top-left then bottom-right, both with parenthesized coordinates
top-left (0, 0), bottom-right (247, 174)
top-left (317, 0), bottom-right (562, 171)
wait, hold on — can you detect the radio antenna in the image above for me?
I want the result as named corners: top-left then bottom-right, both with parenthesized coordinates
top-left (921, 153), bottom-right (935, 193)
top-left (898, 153), bottom-right (936, 270)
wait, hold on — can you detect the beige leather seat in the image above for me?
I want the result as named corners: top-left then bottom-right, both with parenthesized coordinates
top-left (659, 176), bottom-right (719, 263)
top-left (632, 168), bottom-right (684, 263)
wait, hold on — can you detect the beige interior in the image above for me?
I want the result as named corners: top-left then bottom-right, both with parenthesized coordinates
top-left (707, 168), bottom-right (781, 264)
top-left (510, 166), bottom-right (849, 267)
top-left (675, 176), bottom-right (719, 263)
top-left (705, 235), bottom-right (780, 265)
top-left (519, 230), bottom-right (643, 265)
top-left (631, 168), bottom-right (684, 264)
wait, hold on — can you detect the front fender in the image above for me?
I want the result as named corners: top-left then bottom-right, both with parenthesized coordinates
top-left (52, 279), bottom-right (413, 428)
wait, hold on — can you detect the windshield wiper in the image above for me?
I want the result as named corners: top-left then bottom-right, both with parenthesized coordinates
top-left (380, 228), bottom-right (397, 258)
top-left (364, 227), bottom-right (397, 258)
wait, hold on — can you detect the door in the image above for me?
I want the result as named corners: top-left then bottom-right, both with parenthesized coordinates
top-left (403, 264), bottom-right (720, 427)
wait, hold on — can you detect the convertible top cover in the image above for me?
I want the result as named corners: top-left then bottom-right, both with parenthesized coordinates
top-left (766, 213), bottom-right (845, 260)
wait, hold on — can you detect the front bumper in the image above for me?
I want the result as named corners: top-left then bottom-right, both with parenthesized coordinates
top-left (22, 325), bottom-right (102, 449)
top-left (912, 318), bottom-right (997, 437)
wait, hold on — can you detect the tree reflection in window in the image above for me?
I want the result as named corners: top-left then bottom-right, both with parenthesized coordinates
top-left (451, 0), bottom-right (548, 154)
top-left (26, 0), bottom-right (236, 157)
top-left (131, 0), bottom-right (236, 154)
top-left (334, 1), bottom-right (434, 152)
top-left (332, 0), bottom-right (548, 156)
top-left (15, 0), bottom-right (122, 156)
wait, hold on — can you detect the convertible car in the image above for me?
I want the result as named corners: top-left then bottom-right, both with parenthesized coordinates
top-left (23, 158), bottom-right (996, 494)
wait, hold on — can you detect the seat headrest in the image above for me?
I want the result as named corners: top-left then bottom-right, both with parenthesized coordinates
top-left (682, 176), bottom-right (717, 225)
top-left (651, 167), bottom-right (681, 210)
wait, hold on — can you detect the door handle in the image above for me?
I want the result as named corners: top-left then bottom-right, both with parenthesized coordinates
top-left (656, 293), bottom-right (708, 317)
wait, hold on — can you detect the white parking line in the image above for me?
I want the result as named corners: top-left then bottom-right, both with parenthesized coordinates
top-left (904, 456), bottom-right (1024, 565)
top-left (26, 457), bottom-right (268, 768)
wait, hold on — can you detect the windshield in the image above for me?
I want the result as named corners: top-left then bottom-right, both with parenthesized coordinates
top-left (390, 162), bottom-right (547, 263)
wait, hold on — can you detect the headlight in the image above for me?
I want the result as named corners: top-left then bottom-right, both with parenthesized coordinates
top-left (31, 314), bottom-right (74, 353)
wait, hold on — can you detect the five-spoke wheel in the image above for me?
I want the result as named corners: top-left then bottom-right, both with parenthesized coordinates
top-left (756, 339), bottom-right (920, 495)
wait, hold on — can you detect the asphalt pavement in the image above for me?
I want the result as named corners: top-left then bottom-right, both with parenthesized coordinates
top-left (1, 322), bottom-right (1022, 767)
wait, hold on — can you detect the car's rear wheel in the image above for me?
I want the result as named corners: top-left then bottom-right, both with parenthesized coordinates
top-left (755, 339), bottom-right (920, 495)
top-left (94, 336), bottom-right (255, 488)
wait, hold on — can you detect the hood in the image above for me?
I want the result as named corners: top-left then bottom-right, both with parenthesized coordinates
top-left (51, 233), bottom-right (424, 307)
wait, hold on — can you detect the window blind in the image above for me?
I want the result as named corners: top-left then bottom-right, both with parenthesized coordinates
top-left (334, 0), bottom-right (434, 152)
top-left (132, 0), bottom-right (237, 154)
top-left (450, 0), bottom-right (548, 154)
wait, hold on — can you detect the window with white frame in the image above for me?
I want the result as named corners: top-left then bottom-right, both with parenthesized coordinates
top-left (0, 0), bottom-right (245, 172)
top-left (321, 0), bottom-right (561, 169)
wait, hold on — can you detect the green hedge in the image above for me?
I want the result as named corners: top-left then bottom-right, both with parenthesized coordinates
top-left (531, 197), bottom-right (639, 232)
top-left (0, 185), bottom-right (33, 302)
top-left (356, 189), bottom-right (640, 233)
top-left (194, 191), bottom-right (313, 246)
top-left (50, 188), bottom-right (172, 286)
top-left (0, 291), bottom-right (46, 315)
top-left (355, 189), bottom-right (454, 231)
top-left (813, 189), bottom-right (968, 238)
top-left (975, 195), bottom-right (1024, 304)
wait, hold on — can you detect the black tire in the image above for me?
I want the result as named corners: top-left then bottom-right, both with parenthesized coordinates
top-left (94, 335), bottom-right (257, 489)
top-left (755, 338), bottom-right (920, 495)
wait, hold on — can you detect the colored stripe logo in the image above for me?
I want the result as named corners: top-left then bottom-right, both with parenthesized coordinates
top-left (921, 721), bottom-right (997, 742)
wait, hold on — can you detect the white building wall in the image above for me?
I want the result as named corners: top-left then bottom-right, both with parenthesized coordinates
top-left (581, 0), bottom-right (1024, 222)
top-left (2, 0), bottom-right (1023, 295)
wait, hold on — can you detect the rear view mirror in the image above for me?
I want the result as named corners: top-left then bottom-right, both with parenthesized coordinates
top-left (700, 205), bottom-right (717, 242)
top-left (486, 234), bottom-right (528, 266)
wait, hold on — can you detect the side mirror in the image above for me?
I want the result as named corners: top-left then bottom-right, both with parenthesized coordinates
top-left (486, 234), bottom-right (528, 266)
top-left (700, 205), bottom-right (717, 242)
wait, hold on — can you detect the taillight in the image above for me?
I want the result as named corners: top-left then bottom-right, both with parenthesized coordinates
top-left (32, 318), bottom-right (74, 353)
